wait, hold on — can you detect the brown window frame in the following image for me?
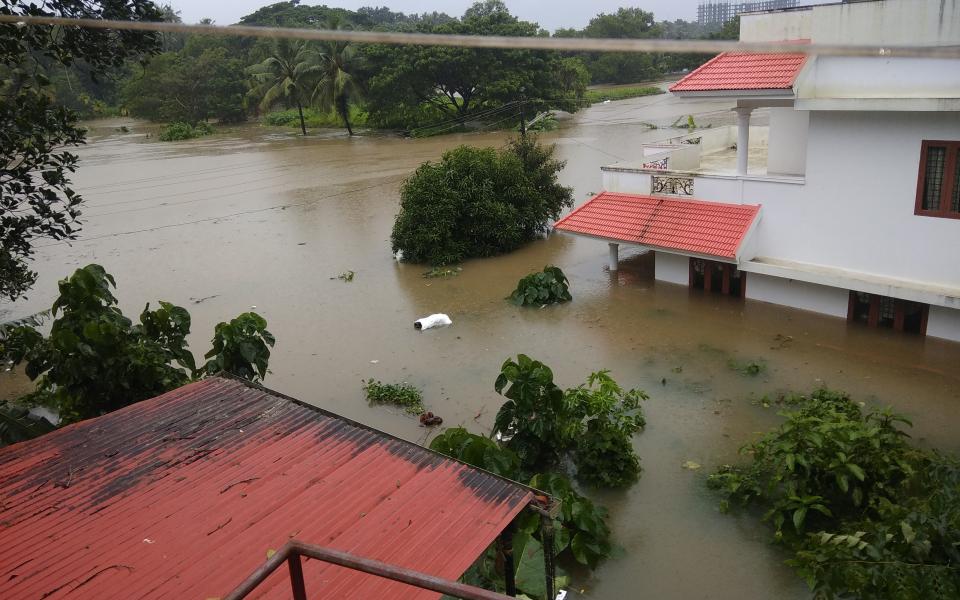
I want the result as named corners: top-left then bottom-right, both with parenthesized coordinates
top-left (914, 140), bottom-right (960, 220)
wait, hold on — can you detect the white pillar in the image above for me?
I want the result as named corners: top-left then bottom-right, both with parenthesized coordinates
top-left (735, 107), bottom-right (753, 176)
top-left (608, 243), bottom-right (619, 271)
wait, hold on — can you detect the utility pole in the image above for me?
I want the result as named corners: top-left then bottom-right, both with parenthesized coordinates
top-left (519, 87), bottom-right (526, 138)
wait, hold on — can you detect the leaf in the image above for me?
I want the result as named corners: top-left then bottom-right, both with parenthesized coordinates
top-left (266, 548), bottom-right (276, 559)
top-left (900, 521), bottom-right (916, 544)
top-left (793, 506), bottom-right (808, 532)
top-left (846, 463), bottom-right (866, 482)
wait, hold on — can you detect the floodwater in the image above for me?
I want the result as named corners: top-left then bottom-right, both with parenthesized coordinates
top-left (3, 88), bottom-right (960, 599)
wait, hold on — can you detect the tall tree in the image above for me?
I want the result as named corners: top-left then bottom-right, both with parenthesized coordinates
top-left (311, 18), bottom-right (362, 136)
top-left (249, 39), bottom-right (319, 135)
top-left (0, 0), bottom-right (161, 301)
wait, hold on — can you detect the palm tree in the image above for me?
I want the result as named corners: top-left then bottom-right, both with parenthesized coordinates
top-left (249, 39), bottom-right (320, 135)
top-left (311, 20), bottom-right (363, 136)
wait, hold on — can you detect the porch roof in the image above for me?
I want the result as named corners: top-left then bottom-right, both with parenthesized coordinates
top-left (669, 49), bottom-right (807, 95)
top-left (554, 192), bottom-right (760, 260)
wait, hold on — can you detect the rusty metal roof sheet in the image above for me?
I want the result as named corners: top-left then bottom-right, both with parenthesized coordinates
top-left (0, 377), bottom-right (535, 599)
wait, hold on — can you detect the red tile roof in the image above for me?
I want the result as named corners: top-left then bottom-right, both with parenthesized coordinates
top-left (554, 192), bottom-right (760, 259)
top-left (669, 51), bottom-right (807, 93)
top-left (0, 377), bottom-right (535, 599)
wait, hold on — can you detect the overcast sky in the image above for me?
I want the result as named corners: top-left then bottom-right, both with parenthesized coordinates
top-left (171, 1), bottom-right (725, 31)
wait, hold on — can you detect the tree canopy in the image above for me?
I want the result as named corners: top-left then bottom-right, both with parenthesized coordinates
top-left (0, 0), bottom-right (160, 301)
top-left (391, 136), bottom-right (573, 265)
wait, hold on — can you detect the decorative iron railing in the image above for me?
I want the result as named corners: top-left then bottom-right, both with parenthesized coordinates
top-left (642, 157), bottom-right (670, 170)
top-left (652, 175), bottom-right (694, 196)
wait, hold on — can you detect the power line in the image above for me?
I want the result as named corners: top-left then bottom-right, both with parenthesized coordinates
top-left (1, 15), bottom-right (958, 59)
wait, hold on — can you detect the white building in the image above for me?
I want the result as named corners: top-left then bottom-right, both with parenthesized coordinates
top-left (556, 0), bottom-right (960, 342)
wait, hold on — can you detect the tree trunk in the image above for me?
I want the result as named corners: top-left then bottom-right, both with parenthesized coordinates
top-left (338, 97), bottom-right (353, 136)
top-left (297, 102), bottom-right (306, 136)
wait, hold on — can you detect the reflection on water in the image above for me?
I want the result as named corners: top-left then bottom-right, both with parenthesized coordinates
top-left (3, 92), bottom-right (958, 599)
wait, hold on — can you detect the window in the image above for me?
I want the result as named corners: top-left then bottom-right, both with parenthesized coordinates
top-left (915, 140), bottom-right (960, 219)
top-left (847, 292), bottom-right (929, 335)
top-left (689, 258), bottom-right (745, 298)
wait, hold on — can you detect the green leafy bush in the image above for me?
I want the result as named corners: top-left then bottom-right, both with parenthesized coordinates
top-left (570, 371), bottom-right (647, 487)
top-left (494, 354), bottom-right (577, 470)
top-left (708, 389), bottom-right (960, 599)
top-left (200, 313), bottom-right (275, 382)
top-left (493, 355), bottom-right (647, 485)
top-left (1, 265), bottom-right (275, 426)
top-left (390, 136), bottom-right (573, 266)
top-left (363, 379), bottom-right (425, 415)
top-left (430, 427), bottom-right (521, 479)
top-left (264, 106), bottom-right (369, 129)
top-left (509, 265), bottom-right (572, 306)
top-left (158, 121), bottom-right (213, 141)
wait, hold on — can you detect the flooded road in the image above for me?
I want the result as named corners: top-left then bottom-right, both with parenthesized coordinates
top-left (4, 89), bottom-right (960, 599)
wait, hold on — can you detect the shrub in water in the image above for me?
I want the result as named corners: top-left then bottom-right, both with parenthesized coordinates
top-left (159, 121), bottom-right (213, 141)
top-left (708, 388), bottom-right (960, 599)
top-left (509, 265), bottom-right (572, 306)
top-left (363, 379), bottom-right (425, 415)
top-left (391, 136), bottom-right (573, 266)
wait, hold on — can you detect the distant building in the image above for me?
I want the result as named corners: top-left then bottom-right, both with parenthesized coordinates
top-left (697, 1), bottom-right (799, 25)
top-left (558, 0), bottom-right (960, 343)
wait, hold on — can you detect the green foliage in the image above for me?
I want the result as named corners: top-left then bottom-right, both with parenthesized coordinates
top-left (728, 358), bottom-right (766, 376)
top-left (708, 389), bottom-right (960, 598)
top-left (158, 121), bottom-right (213, 141)
top-left (570, 371), bottom-right (648, 488)
top-left (363, 379), bottom-right (425, 415)
top-left (201, 313), bottom-right (275, 383)
top-left (494, 354), bottom-right (575, 470)
top-left (122, 38), bottom-right (248, 124)
top-left (248, 39), bottom-right (321, 135)
top-left (359, 2), bottom-right (589, 130)
top-left (429, 427), bottom-right (520, 479)
top-left (509, 266), bottom-right (572, 307)
top-left (0, 403), bottom-right (56, 446)
top-left (391, 137), bottom-right (572, 266)
top-left (2, 265), bottom-right (275, 425)
top-left (524, 473), bottom-right (614, 568)
top-left (493, 356), bottom-right (647, 483)
top-left (582, 86), bottom-right (664, 104)
top-left (264, 106), bottom-right (368, 129)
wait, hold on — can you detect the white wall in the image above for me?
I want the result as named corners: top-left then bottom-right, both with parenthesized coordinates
top-left (740, 9), bottom-right (812, 42)
top-left (766, 108), bottom-right (809, 176)
top-left (928, 306), bottom-right (960, 341)
top-left (693, 111), bottom-right (960, 293)
top-left (812, 0), bottom-right (960, 46)
top-left (745, 272), bottom-right (850, 318)
top-left (655, 252), bottom-right (689, 285)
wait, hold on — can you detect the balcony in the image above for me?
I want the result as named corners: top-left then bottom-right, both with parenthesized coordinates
top-left (601, 108), bottom-right (808, 202)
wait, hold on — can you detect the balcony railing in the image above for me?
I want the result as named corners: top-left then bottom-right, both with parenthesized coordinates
top-left (651, 174), bottom-right (694, 196)
top-left (224, 540), bottom-right (520, 600)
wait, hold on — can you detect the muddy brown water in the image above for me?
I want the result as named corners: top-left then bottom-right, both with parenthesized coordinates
top-left (3, 90), bottom-right (960, 599)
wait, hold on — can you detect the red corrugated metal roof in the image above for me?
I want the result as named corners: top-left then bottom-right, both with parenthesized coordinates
top-left (554, 192), bottom-right (760, 259)
top-left (0, 377), bottom-right (535, 599)
top-left (669, 51), bottom-right (807, 93)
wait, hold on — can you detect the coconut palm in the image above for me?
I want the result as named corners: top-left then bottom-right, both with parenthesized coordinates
top-left (249, 39), bottom-right (320, 135)
top-left (311, 20), bottom-right (363, 136)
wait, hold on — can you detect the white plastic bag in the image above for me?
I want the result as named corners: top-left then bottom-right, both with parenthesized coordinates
top-left (414, 314), bottom-right (452, 330)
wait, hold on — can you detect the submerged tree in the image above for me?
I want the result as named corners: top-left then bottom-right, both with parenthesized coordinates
top-left (311, 18), bottom-right (363, 135)
top-left (249, 39), bottom-right (320, 135)
top-left (0, 0), bottom-right (161, 301)
top-left (391, 136), bottom-right (573, 265)
top-left (1, 265), bottom-right (276, 427)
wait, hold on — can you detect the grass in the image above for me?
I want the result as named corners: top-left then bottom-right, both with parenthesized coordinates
top-left (583, 86), bottom-right (664, 105)
top-left (158, 121), bottom-right (213, 142)
top-left (363, 379), bottom-right (425, 415)
top-left (263, 106), bottom-right (369, 130)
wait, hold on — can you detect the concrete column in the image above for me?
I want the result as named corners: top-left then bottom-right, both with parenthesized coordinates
top-left (608, 243), bottom-right (619, 272)
top-left (734, 107), bottom-right (753, 176)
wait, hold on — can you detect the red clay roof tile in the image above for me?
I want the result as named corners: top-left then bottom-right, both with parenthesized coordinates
top-left (554, 192), bottom-right (760, 259)
top-left (669, 52), bottom-right (807, 92)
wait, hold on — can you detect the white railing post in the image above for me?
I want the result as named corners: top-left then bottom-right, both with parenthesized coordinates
top-left (734, 107), bottom-right (753, 176)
